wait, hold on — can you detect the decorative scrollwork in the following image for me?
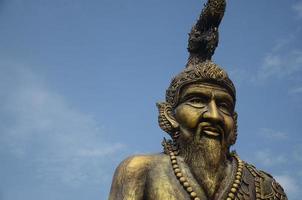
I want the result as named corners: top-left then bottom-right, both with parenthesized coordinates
top-left (246, 164), bottom-right (288, 200)
top-left (270, 180), bottom-right (287, 200)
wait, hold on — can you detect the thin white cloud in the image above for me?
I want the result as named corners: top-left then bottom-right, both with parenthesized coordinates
top-left (251, 26), bottom-right (302, 83)
top-left (271, 34), bottom-right (296, 52)
top-left (256, 50), bottom-right (302, 81)
top-left (254, 149), bottom-right (287, 167)
top-left (293, 146), bottom-right (302, 163)
top-left (289, 86), bottom-right (302, 94)
top-left (259, 128), bottom-right (288, 139)
top-left (0, 65), bottom-right (125, 186)
top-left (292, 1), bottom-right (302, 19)
top-left (78, 143), bottom-right (125, 157)
top-left (233, 29), bottom-right (302, 85)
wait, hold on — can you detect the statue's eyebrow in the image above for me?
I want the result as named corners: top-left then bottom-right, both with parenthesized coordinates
top-left (214, 92), bottom-right (233, 100)
top-left (180, 89), bottom-right (211, 100)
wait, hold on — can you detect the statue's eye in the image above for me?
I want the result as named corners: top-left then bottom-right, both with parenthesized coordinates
top-left (185, 97), bottom-right (207, 108)
top-left (189, 97), bottom-right (206, 103)
top-left (218, 102), bottom-right (233, 115)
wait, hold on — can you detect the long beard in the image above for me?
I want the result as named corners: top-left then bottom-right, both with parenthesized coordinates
top-left (180, 135), bottom-right (227, 171)
top-left (178, 130), bottom-right (229, 197)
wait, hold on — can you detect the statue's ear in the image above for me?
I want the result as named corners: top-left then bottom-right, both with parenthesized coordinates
top-left (156, 102), bottom-right (179, 137)
top-left (229, 111), bottom-right (238, 146)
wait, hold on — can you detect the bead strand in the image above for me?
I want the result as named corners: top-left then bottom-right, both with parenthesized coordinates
top-left (226, 155), bottom-right (244, 200)
top-left (167, 145), bottom-right (201, 200)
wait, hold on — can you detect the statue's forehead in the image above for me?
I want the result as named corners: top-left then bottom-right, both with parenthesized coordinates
top-left (180, 83), bottom-right (231, 99)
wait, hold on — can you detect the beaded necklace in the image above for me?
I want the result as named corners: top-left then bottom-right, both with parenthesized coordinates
top-left (162, 139), bottom-right (244, 200)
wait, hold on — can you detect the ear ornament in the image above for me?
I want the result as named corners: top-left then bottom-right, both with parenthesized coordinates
top-left (156, 102), bottom-right (179, 138)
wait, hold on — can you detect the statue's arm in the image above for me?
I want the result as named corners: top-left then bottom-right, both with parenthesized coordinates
top-left (108, 155), bottom-right (150, 200)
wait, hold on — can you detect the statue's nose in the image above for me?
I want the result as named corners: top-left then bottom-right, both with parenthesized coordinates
top-left (202, 100), bottom-right (223, 123)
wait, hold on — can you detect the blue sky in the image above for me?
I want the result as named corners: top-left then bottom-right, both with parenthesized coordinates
top-left (0, 0), bottom-right (301, 199)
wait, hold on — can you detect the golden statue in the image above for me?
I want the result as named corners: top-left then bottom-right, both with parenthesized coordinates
top-left (109, 0), bottom-right (288, 199)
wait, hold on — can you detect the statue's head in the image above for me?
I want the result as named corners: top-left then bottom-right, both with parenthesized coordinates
top-left (157, 61), bottom-right (237, 152)
top-left (157, 0), bottom-right (237, 153)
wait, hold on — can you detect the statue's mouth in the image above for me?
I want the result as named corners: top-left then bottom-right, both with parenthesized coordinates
top-left (197, 123), bottom-right (224, 139)
top-left (202, 127), bottom-right (221, 137)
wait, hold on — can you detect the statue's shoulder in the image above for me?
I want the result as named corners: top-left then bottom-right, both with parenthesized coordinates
top-left (119, 153), bottom-right (169, 169)
top-left (244, 162), bottom-right (288, 200)
top-left (109, 153), bottom-right (170, 199)
top-left (117, 153), bottom-right (169, 172)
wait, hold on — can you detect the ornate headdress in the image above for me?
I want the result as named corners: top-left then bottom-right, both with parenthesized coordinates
top-left (158, 0), bottom-right (237, 139)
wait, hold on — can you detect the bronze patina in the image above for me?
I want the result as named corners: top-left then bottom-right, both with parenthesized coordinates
top-left (109, 0), bottom-right (288, 199)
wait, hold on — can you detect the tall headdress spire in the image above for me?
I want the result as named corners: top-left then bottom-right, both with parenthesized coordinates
top-left (187, 0), bottom-right (226, 65)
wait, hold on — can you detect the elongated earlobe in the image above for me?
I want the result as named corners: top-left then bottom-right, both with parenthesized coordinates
top-left (156, 102), bottom-right (179, 138)
top-left (229, 111), bottom-right (238, 146)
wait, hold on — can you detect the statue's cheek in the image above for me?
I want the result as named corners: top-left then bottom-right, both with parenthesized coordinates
top-left (223, 116), bottom-right (235, 136)
top-left (175, 105), bottom-right (202, 129)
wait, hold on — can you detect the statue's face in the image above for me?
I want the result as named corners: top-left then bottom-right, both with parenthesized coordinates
top-left (174, 83), bottom-right (235, 146)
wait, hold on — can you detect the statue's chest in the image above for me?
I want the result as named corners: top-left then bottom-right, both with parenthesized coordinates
top-left (143, 160), bottom-right (257, 200)
top-left (143, 163), bottom-right (206, 200)
top-left (145, 177), bottom-right (256, 200)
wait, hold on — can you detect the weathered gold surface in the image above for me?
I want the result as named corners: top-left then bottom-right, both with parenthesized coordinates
top-left (108, 0), bottom-right (287, 199)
